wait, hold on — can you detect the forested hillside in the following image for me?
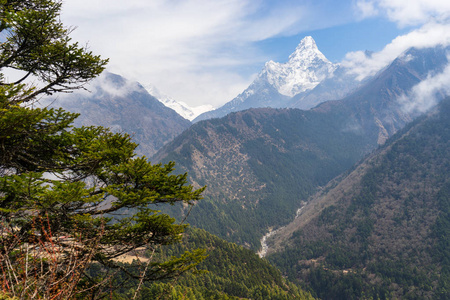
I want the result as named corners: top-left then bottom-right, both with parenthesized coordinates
top-left (268, 97), bottom-right (450, 299)
top-left (103, 228), bottom-right (315, 300)
top-left (154, 106), bottom-right (378, 249)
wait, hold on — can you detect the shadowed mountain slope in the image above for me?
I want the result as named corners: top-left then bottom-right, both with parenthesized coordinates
top-left (268, 97), bottom-right (450, 300)
top-left (46, 72), bottom-right (191, 157)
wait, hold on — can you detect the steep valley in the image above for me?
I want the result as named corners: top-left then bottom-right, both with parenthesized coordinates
top-left (267, 97), bottom-right (450, 299)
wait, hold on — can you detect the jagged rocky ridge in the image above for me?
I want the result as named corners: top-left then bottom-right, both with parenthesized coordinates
top-left (264, 36), bottom-right (337, 97)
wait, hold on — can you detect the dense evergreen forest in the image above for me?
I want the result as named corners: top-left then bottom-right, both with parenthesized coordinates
top-left (268, 98), bottom-right (450, 299)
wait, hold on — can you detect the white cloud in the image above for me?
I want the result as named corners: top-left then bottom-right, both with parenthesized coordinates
top-left (60, 0), bottom-right (315, 107)
top-left (342, 22), bottom-right (450, 80)
top-left (353, 1), bottom-right (450, 115)
top-left (59, 0), bottom-right (358, 107)
top-left (60, 0), bottom-right (450, 109)
top-left (350, 0), bottom-right (450, 80)
top-left (381, 0), bottom-right (450, 27)
top-left (355, 0), bottom-right (450, 26)
top-left (400, 58), bottom-right (450, 114)
top-left (355, 1), bottom-right (379, 19)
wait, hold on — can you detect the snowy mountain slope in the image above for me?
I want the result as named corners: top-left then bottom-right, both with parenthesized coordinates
top-left (193, 36), bottom-right (337, 122)
top-left (145, 85), bottom-right (214, 121)
top-left (288, 64), bottom-right (364, 110)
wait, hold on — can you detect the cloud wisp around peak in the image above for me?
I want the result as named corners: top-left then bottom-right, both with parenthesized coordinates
top-left (61, 0), bottom-right (356, 107)
top-left (59, 0), bottom-right (450, 108)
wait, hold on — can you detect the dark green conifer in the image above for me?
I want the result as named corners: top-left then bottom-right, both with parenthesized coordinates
top-left (0, 1), bottom-right (205, 298)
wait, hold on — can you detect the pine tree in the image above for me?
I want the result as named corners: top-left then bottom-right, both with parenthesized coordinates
top-left (0, 1), bottom-right (206, 298)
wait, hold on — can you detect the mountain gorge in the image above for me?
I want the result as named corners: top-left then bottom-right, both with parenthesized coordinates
top-left (41, 37), bottom-right (450, 299)
top-left (154, 105), bottom-right (379, 248)
top-left (267, 97), bottom-right (450, 299)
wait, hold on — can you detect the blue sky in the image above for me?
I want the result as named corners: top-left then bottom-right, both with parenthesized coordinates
top-left (61, 0), bottom-right (450, 108)
top-left (261, 18), bottom-right (410, 63)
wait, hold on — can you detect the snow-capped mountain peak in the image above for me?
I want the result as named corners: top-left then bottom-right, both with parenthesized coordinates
top-left (289, 36), bottom-right (326, 62)
top-left (263, 36), bottom-right (337, 97)
top-left (193, 36), bottom-right (339, 122)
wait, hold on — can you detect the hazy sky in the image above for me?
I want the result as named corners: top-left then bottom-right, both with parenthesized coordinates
top-left (61, 0), bottom-right (450, 108)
